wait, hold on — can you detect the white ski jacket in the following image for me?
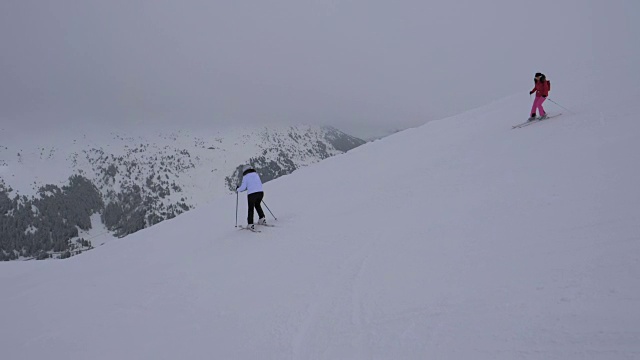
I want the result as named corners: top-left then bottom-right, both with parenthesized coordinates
top-left (237, 171), bottom-right (263, 194)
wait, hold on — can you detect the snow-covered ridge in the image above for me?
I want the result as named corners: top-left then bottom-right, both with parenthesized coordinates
top-left (0, 125), bottom-right (365, 259)
top-left (0, 125), bottom-right (363, 198)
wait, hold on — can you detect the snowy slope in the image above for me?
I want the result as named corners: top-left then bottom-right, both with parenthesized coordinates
top-left (1, 86), bottom-right (639, 359)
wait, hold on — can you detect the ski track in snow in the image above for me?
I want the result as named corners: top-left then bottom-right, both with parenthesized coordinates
top-left (292, 240), bottom-right (374, 359)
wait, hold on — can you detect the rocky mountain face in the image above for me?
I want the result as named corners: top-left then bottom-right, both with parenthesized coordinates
top-left (0, 125), bottom-right (365, 260)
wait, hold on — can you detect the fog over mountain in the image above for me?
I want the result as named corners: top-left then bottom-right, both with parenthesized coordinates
top-left (1, 1), bottom-right (638, 139)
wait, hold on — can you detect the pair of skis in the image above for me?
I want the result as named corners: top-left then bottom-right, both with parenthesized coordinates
top-left (238, 223), bottom-right (275, 233)
top-left (512, 113), bottom-right (562, 129)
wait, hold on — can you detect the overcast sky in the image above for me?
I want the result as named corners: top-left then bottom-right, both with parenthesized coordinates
top-left (1, 0), bottom-right (638, 138)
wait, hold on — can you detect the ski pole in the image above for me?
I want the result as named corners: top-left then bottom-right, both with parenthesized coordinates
top-left (262, 200), bottom-right (278, 221)
top-left (547, 98), bottom-right (575, 114)
top-left (235, 190), bottom-right (239, 227)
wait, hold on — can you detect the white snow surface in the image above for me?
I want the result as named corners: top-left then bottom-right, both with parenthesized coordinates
top-left (1, 86), bottom-right (640, 359)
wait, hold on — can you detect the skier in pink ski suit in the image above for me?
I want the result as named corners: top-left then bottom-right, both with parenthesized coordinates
top-left (529, 72), bottom-right (551, 121)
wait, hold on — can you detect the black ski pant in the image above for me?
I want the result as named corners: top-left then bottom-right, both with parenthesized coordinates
top-left (247, 191), bottom-right (265, 225)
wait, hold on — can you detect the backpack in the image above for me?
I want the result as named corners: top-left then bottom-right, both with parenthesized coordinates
top-left (538, 73), bottom-right (551, 91)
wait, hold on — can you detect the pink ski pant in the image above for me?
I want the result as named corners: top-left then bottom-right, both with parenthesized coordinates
top-left (531, 96), bottom-right (546, 116)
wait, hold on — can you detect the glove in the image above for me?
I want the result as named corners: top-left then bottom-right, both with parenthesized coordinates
top-left (529, 90), bottom-right (535, 95)
top-left (542, 95), bottom-right (547, 98)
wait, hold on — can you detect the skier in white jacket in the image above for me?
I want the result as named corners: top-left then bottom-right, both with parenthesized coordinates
top-left (236, 165), bottom-right (266, 230)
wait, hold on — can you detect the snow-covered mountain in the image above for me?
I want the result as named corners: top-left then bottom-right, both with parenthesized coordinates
top-left (1, 75), bottom-right (638, 358)
top-left (0, 125), bottom-right (364, 259)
